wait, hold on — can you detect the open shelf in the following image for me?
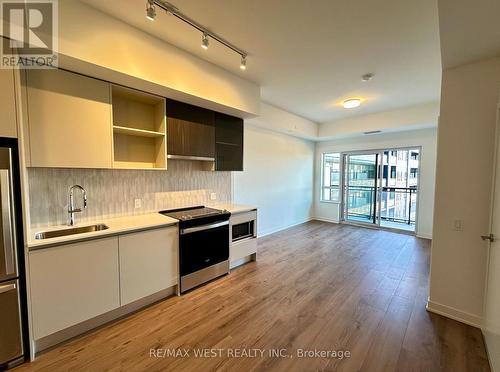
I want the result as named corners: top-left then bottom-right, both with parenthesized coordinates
top-left (111, 85), bottom-right (167, 169)
top-left (113, 133), bottom-right (166, 169)
top-left (112, 85), bottom-right (165, 132)
top-left (113, 125), bottom-right (164, 138)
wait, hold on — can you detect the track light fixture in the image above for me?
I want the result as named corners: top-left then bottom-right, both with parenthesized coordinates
top-left (201, 33), bottom-right (209, 50)
top-left (146, 0), bottom-right (156, 21)
top-left (240, 55), bottom-right (247, 70)
top-left (146, 0), bottom-right (248, 70)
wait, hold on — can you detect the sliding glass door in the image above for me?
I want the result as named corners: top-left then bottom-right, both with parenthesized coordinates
top-left (379, 149), bottom-right (419, 231)
top-left (341, 148), bottom-right (420, 232)
top-left (343, 153), bottom-right (380, 226)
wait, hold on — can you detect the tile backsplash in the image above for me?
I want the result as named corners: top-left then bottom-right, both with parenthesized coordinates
top-left (28, 160), bottom-right (232, 227)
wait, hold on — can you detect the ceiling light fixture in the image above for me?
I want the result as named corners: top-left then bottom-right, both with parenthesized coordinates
top-left (146, 0), bottom-right (248, 70)
top-left (343, 99), bottom-right (361, 109)
top-left (146, 0), bottom-right (156, 21)
top-left (201, 33), bottom-right (209, 50)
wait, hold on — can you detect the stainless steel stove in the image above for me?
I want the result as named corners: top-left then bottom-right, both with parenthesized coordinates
top-left (160, 206), bottom-right (231, 293)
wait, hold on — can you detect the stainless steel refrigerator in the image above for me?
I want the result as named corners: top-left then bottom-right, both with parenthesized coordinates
top-left (0, 140), bottom-right (26, 369)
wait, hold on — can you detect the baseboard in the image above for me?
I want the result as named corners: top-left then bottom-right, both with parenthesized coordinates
top-left (426, 298), bottom-right (482, 328)
top-left (312, 217), bottom-right (340, 224)
top-left (481, 330), bottom-right (494, 372)
top-left (259, 217), bottom-right (314, 237)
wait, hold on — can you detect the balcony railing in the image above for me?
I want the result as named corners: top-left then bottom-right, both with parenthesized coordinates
top-left (346, 185), bottom-right (417, 225)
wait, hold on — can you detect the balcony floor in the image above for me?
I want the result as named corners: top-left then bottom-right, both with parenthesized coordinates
top-left (346, 215), bottom-right (416, 233)
top-left (381, 220), bottom-right (416, 232)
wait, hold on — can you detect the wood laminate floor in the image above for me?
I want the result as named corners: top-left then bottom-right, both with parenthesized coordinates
top-left (15, 221), bottom-right (490, 372)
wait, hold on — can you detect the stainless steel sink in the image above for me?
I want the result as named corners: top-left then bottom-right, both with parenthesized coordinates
top-left (34, 224), bottom-right (109, 240)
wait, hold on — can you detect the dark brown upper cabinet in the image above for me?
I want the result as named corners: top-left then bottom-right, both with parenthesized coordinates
top-left (166, 99), bottom-right (215, 159)
top-left (215, 113), bottom-right (244, 171)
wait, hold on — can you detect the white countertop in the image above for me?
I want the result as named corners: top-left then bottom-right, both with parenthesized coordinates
top-left (209, 203), bottom-right (257, 214)
top-left (28, 213), bottom-right (179, 250)
top-left (28, 204), bottom-right (257, 250)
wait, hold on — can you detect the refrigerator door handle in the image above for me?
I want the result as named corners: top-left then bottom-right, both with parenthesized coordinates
top-left (0, 282), bottom-right (16, 294)
top-left (0, 169), bottom-right (15, 276)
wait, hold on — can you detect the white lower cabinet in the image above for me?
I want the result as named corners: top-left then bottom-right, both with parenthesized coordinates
top-left (119, 227), bottom-right (178, 305)
top-left (29, 237), bottom-right (120, 340)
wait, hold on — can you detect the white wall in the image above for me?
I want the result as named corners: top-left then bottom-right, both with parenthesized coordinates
top-left (428, 56), bottom-right (500, 327)
top-left (233, 125), bottom-right (315, 236)
top-left (319, 102), bottom-right (439, 140)
top-left (246, 102), bottom-right (319, 140)
top-left (314, 128), bottom-right (438, 238)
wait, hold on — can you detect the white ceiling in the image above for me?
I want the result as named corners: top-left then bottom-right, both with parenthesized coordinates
top-left (438, 0), bottom-right (500, 69)
top-left (81, 0), bottom-right (442, 123)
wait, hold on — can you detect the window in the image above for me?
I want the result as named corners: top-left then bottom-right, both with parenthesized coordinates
top-left (410, 168), bottom-right (418, 178)
top-left (411, 152), bottom-right (419, 160)
top-left (390, 166), bottom-right (396, 178)
top-left (321, 153), bottom-right (341, 202)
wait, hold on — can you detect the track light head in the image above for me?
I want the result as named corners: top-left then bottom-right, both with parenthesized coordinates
top-left (240, 55), bottom-right (247, 70)
top-left (362, 73), bottom-right (375, 82)
top-left (146, 0), bottom-right (156, 21)
top-left (201, 33), bottom-right (209, 50)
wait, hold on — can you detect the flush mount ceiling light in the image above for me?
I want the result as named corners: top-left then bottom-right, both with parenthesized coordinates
top-left (146, 0), bottom-right (156, 21)
top-left (201, 33), bottom-right (209, 50)
top-left (145, 0), bottom-right (248, 70)
top-left (343, 98), bottom-right (361, 109)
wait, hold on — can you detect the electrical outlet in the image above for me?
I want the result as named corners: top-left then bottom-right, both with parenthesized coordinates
top-left (210, 193), bottom-right (217, 201)
top-left (453, 219), bottom-right (463, 231)
top-left (134, 198), bottom-right (142, 209)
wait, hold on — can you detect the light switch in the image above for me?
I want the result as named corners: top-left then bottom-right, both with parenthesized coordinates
top-left (210, 193), bottom-right (217, 201)
top-left (453, 219), bottom-right (463, 231)
top-left (134, 198), bottom-right (142, 209)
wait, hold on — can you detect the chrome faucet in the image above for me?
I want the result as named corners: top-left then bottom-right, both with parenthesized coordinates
top-left (68, 185), bottom-right (87, 226)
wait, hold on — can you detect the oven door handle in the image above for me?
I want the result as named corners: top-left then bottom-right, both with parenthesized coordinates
top-left (180, 221), bottom-right (229, 235)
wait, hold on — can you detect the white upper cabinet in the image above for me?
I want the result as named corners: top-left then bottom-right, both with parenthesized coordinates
top-left (0, 68), bottom-right (18, 138)
top-left (26, 69), bottom-right (112, 168)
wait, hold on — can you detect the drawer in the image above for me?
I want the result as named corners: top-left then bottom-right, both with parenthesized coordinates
top-left (230, 237), bottom-right (257, 262)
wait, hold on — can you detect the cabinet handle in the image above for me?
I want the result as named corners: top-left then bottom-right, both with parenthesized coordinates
top-left (1, 169), bottom-right (15, 276)
top-left (0, 283), bottom-right (16, 294)
top-left (481, 234), bottom-right (495, 242)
